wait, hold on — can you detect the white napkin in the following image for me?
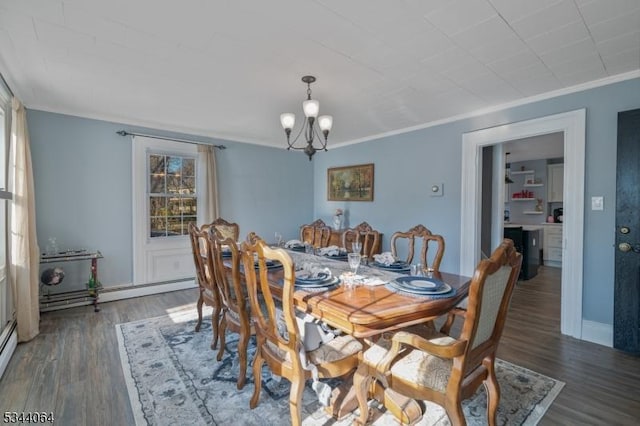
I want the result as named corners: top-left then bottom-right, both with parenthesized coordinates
top-left (373, 252), bottom-right (396, 266)
top-left (360, 277), bottom-right (388, 286)
top-left (285, 239), bottom-right (303, 248)
top-left (296, 265), bottom-right (332, 280)
top-left (317, 245), bottom-right (343, 256)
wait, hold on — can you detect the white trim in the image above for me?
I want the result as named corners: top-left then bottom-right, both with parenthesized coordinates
top-left (581, 320), bottom-right (613, 348)
top-left (461, 109), bottom-right (585, 339)
top-left (0, 328), bottom-right (17, 380)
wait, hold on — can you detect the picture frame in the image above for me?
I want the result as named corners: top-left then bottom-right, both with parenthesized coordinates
top-left (327, 163), bottom-right (374, 202)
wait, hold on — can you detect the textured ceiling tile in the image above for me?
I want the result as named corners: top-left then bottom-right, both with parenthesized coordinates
top-left (487, 51), bottom-right (545, 75)
top-left (451, 15), bottom-right (515, 52)
top-left (488, 0), bottom-right (563, 23)
top-left (601, 48), bottom-right (640, 74)
top-left (577, 0), bottom-right (640, 26)
top-left (589, 9), bottom-right (640, 44)
top-left (539, 38), bottom-right (598, 67)
top-left (469, 33), bottom-right (529, 64)
top-left (556, 66), bottom-right (609, 85)
top-left (549, 52), bottom-right (606, 77)
top-left (510, 1), bottom-right (582, 40)
top-left (525, 21), bottom-right (591, 54)
top-left (595, 31), bottom-right (640, 57)
top-left (424, 0), bottom-right (497, 37)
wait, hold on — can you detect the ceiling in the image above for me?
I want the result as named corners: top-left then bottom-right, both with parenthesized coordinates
top-left (0, 0), bottom-right (638, 149)
top-left (504, 132), bottom-right (564, 163)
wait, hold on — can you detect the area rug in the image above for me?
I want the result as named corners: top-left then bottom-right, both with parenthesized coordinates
top-left (116, 307), bottom-right (564, 425)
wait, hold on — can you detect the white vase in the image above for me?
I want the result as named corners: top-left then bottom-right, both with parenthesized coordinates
top-left (332, 215), bottom-right (342, 230)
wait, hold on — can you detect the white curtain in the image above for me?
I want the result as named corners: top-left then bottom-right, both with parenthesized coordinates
top-left (9, 97), bottom-right (39, 342)
top-left (198, 144), bottom-right (219, 223)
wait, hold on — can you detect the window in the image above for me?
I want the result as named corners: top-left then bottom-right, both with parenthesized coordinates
top-left (132, 136), bottom-right (203, 285)
top-left (148, 153), bottom-right (197, 238)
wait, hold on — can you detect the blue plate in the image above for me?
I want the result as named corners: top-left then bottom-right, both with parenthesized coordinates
top-left (252, 260), bottom-right (282, 269)
top-left (326, 253), bottom-right (348, 260)
top-left (391, 276), bottom-right (451, 294)
top-left (296, 272), bottom-right (330, 285)
top-left (295, 276), bottom-right (340, 288)
top-left (372, 261), bottom-right (410, 271)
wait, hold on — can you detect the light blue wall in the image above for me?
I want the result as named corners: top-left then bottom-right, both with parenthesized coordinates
top-left (313, 77), bottom-right (640, 326)
top-left (28, 110), bottom-right (313, 287)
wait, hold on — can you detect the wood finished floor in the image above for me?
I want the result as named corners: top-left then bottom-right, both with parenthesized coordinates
top-left (0, 266), bottom-right (639, 425)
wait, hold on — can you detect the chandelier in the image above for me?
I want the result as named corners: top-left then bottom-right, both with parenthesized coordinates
top-left (280, 75), bottom-right (333, 161)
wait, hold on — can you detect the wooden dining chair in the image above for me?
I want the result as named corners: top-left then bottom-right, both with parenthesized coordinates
top-left (241, 237), bottom-right (363, 426)
top-left (300, 219), bottom-right (332, 248)
top-left (210, 217), bottom-right (240, 241)
top-left (341, 221), bottom-right (381, 259)
top-left (188, 222), bottom-right (221, 349)
top-left (190, 218), bottom-right (240, 335)
top-left (208, 227), bottom-right (253, 390)
top-left (390, 224), bottom-right (445, 271)
top-left (353, 239), bottom-right (522, 425)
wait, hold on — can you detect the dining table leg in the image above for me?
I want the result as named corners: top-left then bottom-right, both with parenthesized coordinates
top-left (353, 365), bottom-right (423, 425)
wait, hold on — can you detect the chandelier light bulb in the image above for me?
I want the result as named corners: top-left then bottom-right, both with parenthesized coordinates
top-left (318, 115), bottom-right (333, 132)
top-left (280, 113), bottom-right (295, 130)
top-left (302, 99), bottom-right (319, 118)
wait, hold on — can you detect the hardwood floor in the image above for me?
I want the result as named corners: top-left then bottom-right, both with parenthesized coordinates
top-left (0, 266), bottom-right (639, 425)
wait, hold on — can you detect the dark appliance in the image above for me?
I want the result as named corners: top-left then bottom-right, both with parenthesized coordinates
top-left (503, 226), bottom-right (540, 280)
top-left (553, 207), bottom-right (563, 223)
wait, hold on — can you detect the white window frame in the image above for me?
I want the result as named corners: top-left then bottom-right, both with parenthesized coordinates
top-left (0, 81), bottom-right (14, 379)
top-left (132, 136), bottom-right (205, 286)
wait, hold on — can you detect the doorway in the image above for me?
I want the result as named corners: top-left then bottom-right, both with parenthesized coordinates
top-left (461, 109), bottom-right (586, 339)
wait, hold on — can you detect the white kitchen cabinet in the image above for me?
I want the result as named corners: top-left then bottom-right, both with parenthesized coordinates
top-left (543, 224), bottom-right (562, 267)
top-left (547, 164), bottom-right (564, 202)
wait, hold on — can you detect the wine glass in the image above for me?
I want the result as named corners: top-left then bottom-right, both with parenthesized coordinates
top-left (274, 232), bottom-right (283, 247)
top-left (352, 241), bottom-right (362, 255)
top-left (348, 253), bottom-right (361, 275)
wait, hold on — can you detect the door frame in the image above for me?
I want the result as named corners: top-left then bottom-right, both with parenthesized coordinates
top-left (461, 109), bottom-right (586, 339)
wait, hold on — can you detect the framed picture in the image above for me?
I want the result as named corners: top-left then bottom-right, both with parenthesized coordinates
top-left (327, 163), bottom-right (374, 202)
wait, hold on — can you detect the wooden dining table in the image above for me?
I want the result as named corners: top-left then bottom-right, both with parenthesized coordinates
top-left (267, 250), bottom-right (471, 339)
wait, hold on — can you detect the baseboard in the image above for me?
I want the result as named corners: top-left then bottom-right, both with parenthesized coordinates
top-left (0, 327), bottom-right (17, 380)
top-left (99, 279), bottom-right (197, 303)
top-left (581, 319), bottom-right (613, 347)
top-left (40, 280), bottom-right (198, 312)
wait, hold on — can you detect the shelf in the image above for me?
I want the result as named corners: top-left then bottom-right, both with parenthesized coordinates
top-left (523, 211), bottom-right (544, 215)
top-left (523, 183), bottom-right (543, 187)
top-left (510, 170), bottom-right (534, 175)
top-left (511, 198), bottom-right (536, 201)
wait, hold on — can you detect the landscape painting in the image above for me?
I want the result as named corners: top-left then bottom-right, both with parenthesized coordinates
top-left (327, 163), bottom-right (374, 202)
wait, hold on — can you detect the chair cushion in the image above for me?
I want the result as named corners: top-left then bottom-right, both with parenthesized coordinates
top-left (266, 334), bottom-right (362, 367)
top-left (362, 329), bottom-right (457, 393)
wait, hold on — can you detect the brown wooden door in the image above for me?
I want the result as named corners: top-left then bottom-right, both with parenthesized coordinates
top-left (614, 108), bottom-right (640, 354)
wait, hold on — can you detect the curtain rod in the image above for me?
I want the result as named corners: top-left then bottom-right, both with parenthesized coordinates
top-left (116, 130), bottom-right (226, 149)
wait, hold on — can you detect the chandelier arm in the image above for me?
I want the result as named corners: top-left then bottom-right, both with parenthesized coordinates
top-left (286, 121), bottom-right (307, 150)
top-left (312, 125), bottom-right (328, 151)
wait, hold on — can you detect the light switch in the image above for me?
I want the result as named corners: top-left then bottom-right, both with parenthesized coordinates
top-left (591, 196), bottom-right (604, 211)
top-left (430, 183), bottom-right (443, 197)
